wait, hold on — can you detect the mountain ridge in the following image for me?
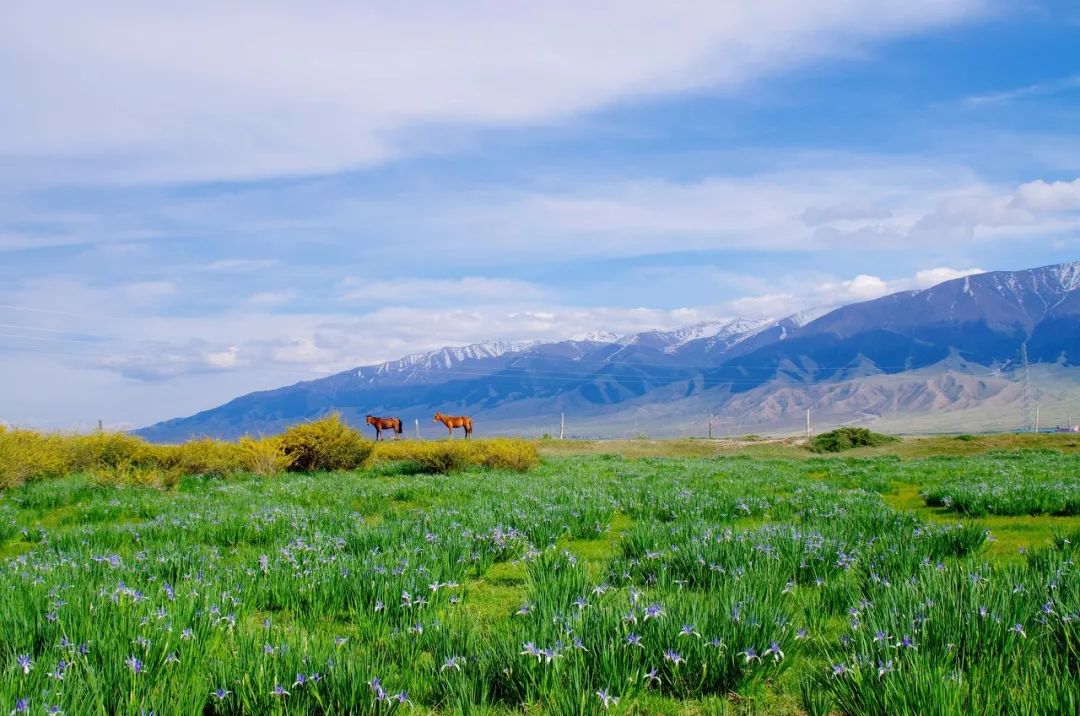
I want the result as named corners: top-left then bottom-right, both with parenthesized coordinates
top-left (136, 261), bottom-right (1080, 441)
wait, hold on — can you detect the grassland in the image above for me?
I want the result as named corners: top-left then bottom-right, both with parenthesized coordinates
top-left (1, 440), bottom-right (1078, 714)
top-left (535, 432), bottom-right (1080, 460)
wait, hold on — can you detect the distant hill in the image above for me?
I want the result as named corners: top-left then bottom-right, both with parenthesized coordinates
top-left (136, 261), bottom-right (1080, 441)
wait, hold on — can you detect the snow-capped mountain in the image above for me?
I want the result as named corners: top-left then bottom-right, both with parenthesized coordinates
top-left (357, 340), bottom-right (541, 380)
top-left (137, 261), bottom-right (1080, 441)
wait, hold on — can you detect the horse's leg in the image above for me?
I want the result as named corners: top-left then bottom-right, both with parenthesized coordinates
top-left (447, 424), bottom-right (453, 438)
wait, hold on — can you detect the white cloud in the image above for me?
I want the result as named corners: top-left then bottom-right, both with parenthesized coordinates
top-left (724, 266), bottom-right (985, 318)
top-left (483, 170), bottom-right (1080, 255)
top-left (340, 276), bottom-right (548, 304)
top-left (246, 290), bottom-right (298, 308)
top-left (910, 266), bottom-right (985, 288)
top-left (1010, 178), bottom-right (1080, 213)
top-left (963, 74), bottom-right (1080, 105)
top-left (203, 259), bottom-right (278, 274)
top-left (1, 0), bottom-right (985, 183)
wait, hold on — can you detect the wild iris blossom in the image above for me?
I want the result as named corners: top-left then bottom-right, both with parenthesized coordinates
top-left (596, 688), bottom-right (619, 710)
top-left (1, 451), bottom-right (1075, 713)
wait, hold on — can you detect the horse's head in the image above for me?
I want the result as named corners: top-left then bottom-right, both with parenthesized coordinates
top-left (365, 414), bottom-right (375, 425)
top-left (433, 412), bottom-right (443, 423)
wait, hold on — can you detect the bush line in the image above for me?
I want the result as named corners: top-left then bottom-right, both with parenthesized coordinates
top-left (0, 414), bottom-right (538, 489)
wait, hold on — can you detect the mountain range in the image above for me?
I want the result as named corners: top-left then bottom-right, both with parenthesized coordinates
top-left (136, 261), bottom-right (1080, 441)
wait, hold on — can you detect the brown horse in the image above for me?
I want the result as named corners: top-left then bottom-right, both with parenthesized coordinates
top-left (366, 414), bottom-right (403, 441)
top-left (433, 412), bottom-right (473, 439)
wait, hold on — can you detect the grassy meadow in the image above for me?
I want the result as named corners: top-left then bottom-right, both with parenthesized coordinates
top-left (0, 427), bottom-right (1078, 714)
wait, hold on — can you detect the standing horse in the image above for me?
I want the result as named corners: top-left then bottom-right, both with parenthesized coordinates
top-left (366, 414), bottom-right (403, 441)
top-left (433, 412), bottom-right (473, 439)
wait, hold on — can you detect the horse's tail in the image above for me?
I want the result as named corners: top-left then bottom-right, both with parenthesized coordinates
top-left (395, 419), bottom-right (403, 434)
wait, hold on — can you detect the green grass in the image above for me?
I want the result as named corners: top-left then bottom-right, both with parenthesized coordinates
top-left (1, 450), bottom-right (1079, 714)
top-left (536, 433), bottom-right (1080, 460)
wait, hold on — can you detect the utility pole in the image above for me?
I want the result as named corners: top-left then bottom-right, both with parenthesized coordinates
top-left (805, 408), bottom-right (811, 440)
top-left (708, 415), bottom-right (713, 439)
top-left (559, 412), bottom-right (565, 440)
top-left (97, 419), bottom-right (103, 432)
top-left (414, 419), bottom-right (420, 440)
top-left (1034, 403), bottom-right (1040, 434)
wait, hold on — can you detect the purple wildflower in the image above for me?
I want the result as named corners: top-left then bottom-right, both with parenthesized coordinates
top-left (764, 640), bottom-right (784, 662)
top-left (663, 649), bottom-right (685, 665)
top-left (596, 688), bottom-right (620, 710)
top-left (679, 624), bottom-right (700, 638)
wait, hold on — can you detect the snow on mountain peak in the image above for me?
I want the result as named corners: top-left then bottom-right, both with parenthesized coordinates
top-left (574, 330), bottom-right (622, 343)
top-left (786, 306), bottom-right (832, 328)
top-left (1049, 260), bottom-right (1080, 292)
top-left (662, 318), bottom-right (773, 353)
top-left (357, 339), bottom-right (539, 377)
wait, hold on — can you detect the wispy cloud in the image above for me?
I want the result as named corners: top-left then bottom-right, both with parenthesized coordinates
top-left (964, 74), bottom-right (1080, 105)
top-left (725, 266), bottom-right (985, 318)
top-left (340, 277), bottom-right (549, 304)
top-left (0, 1), bottom-right (986, 184)
top-left (202, 259), bottom-right (278, 274)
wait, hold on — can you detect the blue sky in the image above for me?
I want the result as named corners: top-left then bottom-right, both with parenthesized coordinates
top-left (1, 0), bottom-right (1079, 428)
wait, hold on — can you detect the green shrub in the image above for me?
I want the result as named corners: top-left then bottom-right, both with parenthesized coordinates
top-left (237, 435), bottom-right (291, 476)
top-left (0, 428), bottom-right (70, 488)
top-left (278, 414), bottom-right (373, 472)
top-left (809, 427), bottom-right (898, 453)
top-left (370, 438), bottom-right (539, 473)
top-left (476, 438), bottom-right (540, 471)
top-left (66, 431), bottom-right (157, 470)
top-left (0, 418), bottom-right (536, 490)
